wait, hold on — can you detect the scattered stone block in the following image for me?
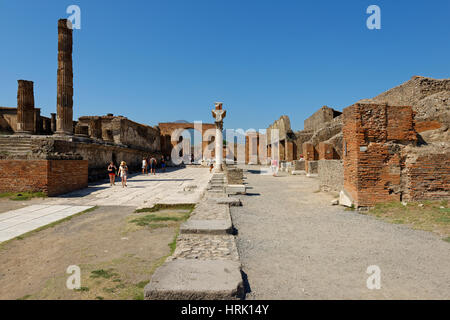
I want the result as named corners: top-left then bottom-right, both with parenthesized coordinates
top-left (180, 219), bottom-right (233, 235)
top-left (339, 189), bottom-right (353, 207)
top-left (331, 199), bottom-right (339, 205)
top-left (144, 259), bottom-right (244, 300)
top-left (226, 184), bottom-right (246, 195)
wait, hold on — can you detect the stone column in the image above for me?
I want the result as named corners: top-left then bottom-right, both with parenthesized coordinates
top-left (50, 113), bottom-right (56, 132)
top-left (16, 80), bottom-right (35, 134)
top-left (212, 102), bottom-right (226, 172)
top-left (55, 19), bottom-right (74, 135)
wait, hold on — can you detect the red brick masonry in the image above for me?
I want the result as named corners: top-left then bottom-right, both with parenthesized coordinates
top-left (0, 160), bottom-right (88, 196)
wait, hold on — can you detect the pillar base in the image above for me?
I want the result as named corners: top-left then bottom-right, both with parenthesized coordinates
top-left (214, 164), bottom-right (223, 172)
top-left (14, 131), bottom-right (33, 135)
top-left (54, 131), bottom-right (73, 136)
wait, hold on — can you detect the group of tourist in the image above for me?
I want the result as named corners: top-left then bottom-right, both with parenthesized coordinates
top-left (107, 156), bottom-right (168, 188)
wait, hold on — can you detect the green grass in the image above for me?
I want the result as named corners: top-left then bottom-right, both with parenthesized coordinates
top-left (0, 191), bottom-right (47, 201)
top-left (134, 203), bottom-right (195, 213)
top-left (363, 200), bottom-right (450, 242)
top-left (74, 286), bottom-right (90, 292)
top-left (16, 294), bottom-right (31, 300)
top-left (90, 269), bottom-right (119, 279)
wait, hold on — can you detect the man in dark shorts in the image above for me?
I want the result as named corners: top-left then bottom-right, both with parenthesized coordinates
top-left (149, 157), bottom-right (157, 175)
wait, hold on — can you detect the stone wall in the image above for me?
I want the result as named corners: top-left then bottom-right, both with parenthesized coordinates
top-left (318, 160), bottom-right (343, 192)
top-left (0, 159), bottom-right (88, 196)
top-left (304, 106), bottom-right (342, 132)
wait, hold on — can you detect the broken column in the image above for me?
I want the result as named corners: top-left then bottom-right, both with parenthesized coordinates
top-left (212, 102), bottom-right (226, 172)
top-left (55, 19), bottom-right (74, 135)
top-left (16, 80), bottom-right (35, 134)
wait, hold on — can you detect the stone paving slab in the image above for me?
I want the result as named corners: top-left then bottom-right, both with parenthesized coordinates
top-left (144, 259), bottom-right (244, 300)
top-left (0, 205), bottom-right (93, 243)
top-left (180, 219), bottom-right (232, 235)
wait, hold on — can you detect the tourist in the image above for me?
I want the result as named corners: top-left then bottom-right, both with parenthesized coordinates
top-left (209, 162), bottom-right (214, 173)
top-left (107, 162), bottom-right (117, 186)
top-left (149, 156), bottom-right (157, 175)
top-left (160, 156), bottom-right (166, 172)
top-left (271, 158), bottom-right (278, 177)
top-left (191, 153), bottom-right (194, 164)
top-left (142, 157), bottom-right (147, 175)
top-left (118, 161), bottom-right (128, 187)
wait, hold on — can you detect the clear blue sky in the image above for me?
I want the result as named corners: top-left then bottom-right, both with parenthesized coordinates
top-left (0, 0), bottom-right (449, 131)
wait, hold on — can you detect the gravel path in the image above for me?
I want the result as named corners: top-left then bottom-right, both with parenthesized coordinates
top-left (230, 167), bottom-right (450, 299)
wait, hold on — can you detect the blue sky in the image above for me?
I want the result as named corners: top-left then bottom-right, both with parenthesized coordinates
top-left (0, 0), bottom-right (449, 131)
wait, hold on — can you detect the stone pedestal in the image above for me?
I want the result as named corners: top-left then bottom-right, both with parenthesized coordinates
top-left (212, 102), bottom-right (226, 172)
top-left (16, 80), bottom-right (35, 134)
top-left (55, 19), bottom-right (74, 135)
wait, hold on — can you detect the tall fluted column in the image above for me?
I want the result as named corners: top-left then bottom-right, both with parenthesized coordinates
top-left (16, 80), bottom-right (35, 134)
top-left (55, 19), bottom-right (73, 135)
top-left (212, 102), bottom-right (226, 172)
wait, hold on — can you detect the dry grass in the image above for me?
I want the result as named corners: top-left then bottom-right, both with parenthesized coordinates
top-left (360, 200), bottom-right (450, 241)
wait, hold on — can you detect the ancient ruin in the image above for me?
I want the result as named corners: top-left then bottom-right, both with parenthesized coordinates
top-left (56, 19), bottom-right (74, 136)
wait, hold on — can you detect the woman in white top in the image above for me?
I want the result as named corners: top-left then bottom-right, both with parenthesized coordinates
top-left (118, 161), bottom-right (128, 188)
top-left (142, 157), bottom-right (147, 175)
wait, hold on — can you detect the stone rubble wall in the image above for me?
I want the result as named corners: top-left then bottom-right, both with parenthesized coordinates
top-left (318, 160), bottom-right (343, 192)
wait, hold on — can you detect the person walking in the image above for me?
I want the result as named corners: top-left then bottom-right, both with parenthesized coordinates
top-left (160, 156), bottom-right (166, 172)
top-left (142, 157), bottom-right (148, 175)
top-left (118, 161), bottom-right (128, 187)
top-left (149, 157), bottom-right (157, 175)
top-left (270, 158), bottom-right (278, 177)
top-left (107, 161), bottom-right (117, 186)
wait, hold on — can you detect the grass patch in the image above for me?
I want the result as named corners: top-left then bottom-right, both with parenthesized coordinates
top-left (74, 286), bottom-right (90, 292)
top-left (365, 201), bottom-right (450, 241)
top-left (90, 269), bottom-right (119, 279)
top-left (134, 203), bottom-right (195, 213)
top-left (0, 191), bottom-right (47, 201)
top-left (16, 294), bottom-right (31, 300)
top-left (443, 237), bottom-right (450, 243)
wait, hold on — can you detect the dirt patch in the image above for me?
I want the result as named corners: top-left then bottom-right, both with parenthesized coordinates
top-left (0, 205), bottom-right (191, 300)
top-left (0, 197), bottom-right (48, 214)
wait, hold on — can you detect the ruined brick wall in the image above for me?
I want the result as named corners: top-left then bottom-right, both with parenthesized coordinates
top-left (294, 131), bottom-right (313, 158)
top-left (0, 159), bottom-right (88, 196)
top-left (403, 147), bottom-right (450, 201)
top-left (343, 103), bottom-right (418, 207)
top-left (304, 106), bottom-right (342, 132)
top-left (318, 160), bottom-right (343, 192)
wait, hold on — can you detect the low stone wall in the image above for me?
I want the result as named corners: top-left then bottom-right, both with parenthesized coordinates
top-left (318, 160), bottom-right (343, 192)
top-left (0, 159), bottom-right (88, 196)
top-left (306, 160), bottom-right (318, 174)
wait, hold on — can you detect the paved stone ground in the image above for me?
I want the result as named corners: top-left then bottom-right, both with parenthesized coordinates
top-left (231, 166), bottom-right (450, 299)
top-left (0, 167), bottom-right (210, 243)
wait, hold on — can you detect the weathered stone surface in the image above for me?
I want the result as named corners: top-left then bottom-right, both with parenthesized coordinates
top-left (226, 184), bottom-right (246, 195)
top-left (180, 219), bottom-right (233, 235)
top-left (339, 189), bottom-right (353, 207)
top-left (56, 19), bottom-right (73, 135)
top-left (215, 197), bottom-right (242, 206)
top-left (169, 234), bottom-right (239, 261)
top-left (318, 160), bottom-right (343, 192)
top-left (144, 259), bottom-right (244, 300)
top-left (16, 80), bottom-right (35, 134)
top-left (291, 170), bottom-right (305, 175)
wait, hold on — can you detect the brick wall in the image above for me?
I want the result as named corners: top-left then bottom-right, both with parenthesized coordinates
top-left (404, 152), bottom-right (450, 201)
top-left (318, 142), bottom-right (334, 160)
top-left (0, 160), bottom-right (88, 196)
top-left (343, 103), bottom-right (417, 207)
